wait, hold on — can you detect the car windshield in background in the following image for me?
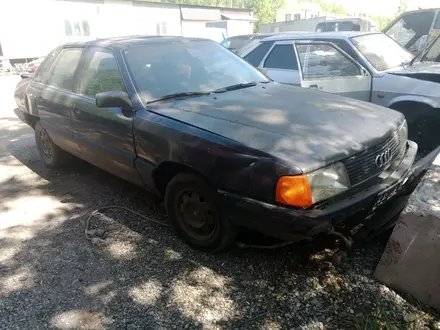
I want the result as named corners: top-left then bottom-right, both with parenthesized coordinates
top-left (384, 11), bottom-right (436, 52)
top-left (316, 21), bottom-right (360, 32)
top-left (123, 40), bottom-right (267, 102)
top-left (351, 33), bottom-right (413, 71)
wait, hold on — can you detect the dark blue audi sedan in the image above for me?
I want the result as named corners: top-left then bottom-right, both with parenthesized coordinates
top-left (13, 36), bottom-right (439, 251)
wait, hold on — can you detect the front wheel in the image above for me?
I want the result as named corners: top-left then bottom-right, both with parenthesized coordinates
top-left (164, 173), bottom-right (237, 252)
top-left (35, 121), bottom-right (67, 169)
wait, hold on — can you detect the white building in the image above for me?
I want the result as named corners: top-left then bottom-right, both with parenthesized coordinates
top-left (276, 0), bottom-right (323, 22)
top-left (0, 0), bottom-right (256, 62)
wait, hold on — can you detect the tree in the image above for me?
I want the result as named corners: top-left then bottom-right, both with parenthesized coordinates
top-left (371, 15), bottom-right (392, 30)
top-left (300, 0), bottom-right (348, 15)
top-left (244, 0), bottom-right (284, 26)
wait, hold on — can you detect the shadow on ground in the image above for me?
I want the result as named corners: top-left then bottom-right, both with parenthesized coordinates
top-left (1, 135), bottom-right (439, 330)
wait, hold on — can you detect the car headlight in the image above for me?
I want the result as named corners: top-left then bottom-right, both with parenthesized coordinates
top-left (275, 162), bottom-right (350, 208)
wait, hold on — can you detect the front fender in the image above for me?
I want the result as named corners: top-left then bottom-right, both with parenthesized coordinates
top-left (387, 95), bottom-right (440, 109)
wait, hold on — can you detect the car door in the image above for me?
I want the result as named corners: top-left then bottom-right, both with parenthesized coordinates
top-left (70, 46), bottom-right (143, 185)
top-left (260, 41), bottom-right (301, 86)
top-left (32, 47), bottom-right (84, 156)
top-left (294, 41), bottom-right (372, 101)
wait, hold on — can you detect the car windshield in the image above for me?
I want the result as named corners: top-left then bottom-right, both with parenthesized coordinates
top-left (123, 39), bottom-right (268, 102)
top-left (384, 11), bottom-right (436, 53)
top-left (421, 36), bottom-right (440, 62)
top-left (351, 33), bottom-right (413, 71)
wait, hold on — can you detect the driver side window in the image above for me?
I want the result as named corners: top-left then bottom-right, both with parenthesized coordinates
top-left (78, 48), bottom-right (125, 98)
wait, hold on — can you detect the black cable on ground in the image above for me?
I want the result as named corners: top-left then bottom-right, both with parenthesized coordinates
top-left (84, 205), bottom-right (298, 250)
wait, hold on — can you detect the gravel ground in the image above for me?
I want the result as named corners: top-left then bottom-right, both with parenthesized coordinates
top-left (0, 76), bottom-right (439, 330)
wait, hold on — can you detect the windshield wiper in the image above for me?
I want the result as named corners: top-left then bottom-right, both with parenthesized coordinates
top-left (147, 91), bottom-right (211, 104)
top-left (212, 81), bottom-right (257, 93)
top-left (408, 53), bottom-right (419, 67)
top-left (407, 36), bottom-right (440, 67)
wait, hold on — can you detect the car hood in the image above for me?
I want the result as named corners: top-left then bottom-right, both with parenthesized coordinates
top-left (388, 62), bottom-right (440, 75)
top-left (151, 83), bottom-right (404, 172)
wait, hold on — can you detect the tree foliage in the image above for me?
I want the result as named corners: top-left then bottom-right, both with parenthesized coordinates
top-left (371, 15), bottom-right (392, 30)
top-left (299, 0), bottom-right (348, 15)
top-left (147, 0), bottom-right (284, 28)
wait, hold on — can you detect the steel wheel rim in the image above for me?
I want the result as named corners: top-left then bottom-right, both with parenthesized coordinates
top-left (40, 130), bottom-right (52, 161)
top-left (174, 190), bottom-right (218, 241)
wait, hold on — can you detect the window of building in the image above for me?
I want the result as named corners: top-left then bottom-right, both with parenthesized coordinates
top-left (64, 20), bottom-right (91, 37)
top-left (78, 49), bottom-right (125, 98)
top-left (82, 21), bottom-right (90, 37)
top-left (73, 21), bottom-right (81, 36)
top-left (243, 41), bottom-right (274, 67)
top-left (285, 14), bottom-right (291, 21)
top-left (264, 44), bottom-right (298, 70)
top-left (294, 14), bottom-right (301, 20)
top-left (156, 22), bottom-right (167, 36)
top-left (64, 20), bottom-right (73, 37)
top-left (46, 48), bottom-right (83, 91)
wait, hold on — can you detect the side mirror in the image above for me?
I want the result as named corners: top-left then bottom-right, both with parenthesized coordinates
top-left (95, 91), bottom-right (133, 110)
top-left (20, 73), bottom-right (32, 79)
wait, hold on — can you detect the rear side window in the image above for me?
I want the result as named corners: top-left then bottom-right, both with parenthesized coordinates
top-left (78, 48), bottom-right (125, 98)
top-left (264, 44), bottom-right (299, 70)
top-left (33, 48), bottom-right (60, 83)
top-left (243, 42), bottom-right (273, 67)
top-left (46, 48), bottom-right (83, 91)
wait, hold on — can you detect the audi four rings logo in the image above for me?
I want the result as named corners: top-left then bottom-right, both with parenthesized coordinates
top-left (375, 148), bottom-right (393, 168)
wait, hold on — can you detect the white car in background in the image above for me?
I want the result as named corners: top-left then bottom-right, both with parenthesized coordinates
top-left (238, 32), bottom-right (440, 157)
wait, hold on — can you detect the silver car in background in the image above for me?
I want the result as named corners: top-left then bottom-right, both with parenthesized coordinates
top-left (238, 32), bottom-right (440, 156)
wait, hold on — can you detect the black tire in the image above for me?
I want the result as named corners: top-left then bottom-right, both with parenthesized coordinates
top-left (164, 173), bottom-right (237, 252)
top-left (34, 121), bottom-right (67, 168)
top-left (391, 103), bottom-right (438, 156)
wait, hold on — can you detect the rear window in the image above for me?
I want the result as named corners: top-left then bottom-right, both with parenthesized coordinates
top-left (33, 49), bottom-right (60, 83)
top-left (45, 48), bottom-right (83, 90)
top-left (243, 42), bottom-right (273, 67)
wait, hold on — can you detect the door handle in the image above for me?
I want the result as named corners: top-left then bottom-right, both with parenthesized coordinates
top-left (308, 84), bottom-right (318, 89)
top-left (72, 106), bottom-right (82, 115)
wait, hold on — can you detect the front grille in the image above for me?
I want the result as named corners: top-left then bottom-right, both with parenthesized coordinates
top-left (342, 131), bottom-right (401, 186)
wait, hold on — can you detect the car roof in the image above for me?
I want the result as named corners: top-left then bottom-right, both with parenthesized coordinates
top-left (62, 35), bottom-right (212, 50)
top-left (224, 34), bottom-right (256, 40)
top-left (261, 31), bottom-right (380, 42)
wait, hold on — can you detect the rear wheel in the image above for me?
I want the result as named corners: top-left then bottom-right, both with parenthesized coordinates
top-left (35, 121), bottom-right (67, 168)
top-left (164, 173), bottom-right (237, 252)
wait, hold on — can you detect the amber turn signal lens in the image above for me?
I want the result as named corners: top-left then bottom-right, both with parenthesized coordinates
top-left (275, 175), bottom-right (313, 208)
